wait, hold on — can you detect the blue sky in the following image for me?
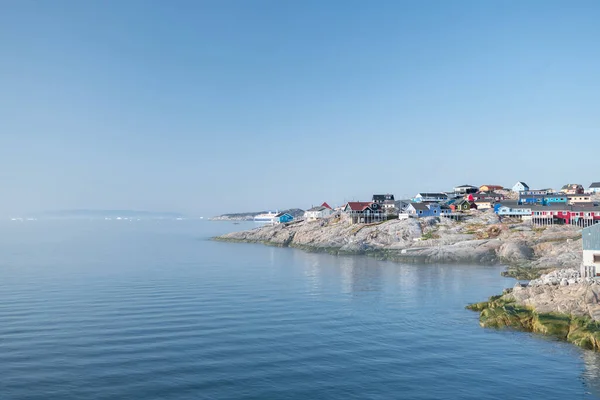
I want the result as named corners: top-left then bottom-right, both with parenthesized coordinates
top-left (1, 1), bottom-right (599, 216)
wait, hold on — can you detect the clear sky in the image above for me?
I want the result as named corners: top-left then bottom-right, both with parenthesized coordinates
top-left (1, 0), bottom-right (599, 216)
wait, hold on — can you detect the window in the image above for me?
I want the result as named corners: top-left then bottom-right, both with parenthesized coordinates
top-left (594, 254), bottom-right (600, 263)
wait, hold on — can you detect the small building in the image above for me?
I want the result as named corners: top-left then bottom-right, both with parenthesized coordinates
top-left (471, 192), bottom-right (505, 202)
top-left (589, 182), bottom-right (600, 194)
top-left (474, 200), bottom-right (494, 210)
top-left (402, 202), bottom-right (451, 218)
top-left (273, 213), bottom-right (294, 224)
top-left (560, 184), bottom-right (584, 195)
top-left (453, 184), bottom-right (478, 195)
top-left (494, 202), bottom-right (532, 218)
top-left (568, 194), bottom-right (592, 205)
top-left (479, 185), bottom-right (504, 193)
top-left (521, 189), bottom-right (551, 196)
top-left (343, 202), bottom-right (384, 224)
top-left (304, 204), bottom-right (333, 221)
top-left (454, 199), bottom-right (477, 211)
top-left (543, 194), bottom-right (568, 205)
top-left (414, 192), bottom-right (448, 203)
top-left (372, 194), bottom-right (395, 204)
top-left (512, 182), bottom-right (529, 192)
top-left (582, 223), bottom-right (600, 278)
top-left (518, 194), bottom-right (545, 205)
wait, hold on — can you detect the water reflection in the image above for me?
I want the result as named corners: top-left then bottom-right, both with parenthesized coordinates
top-left (582, 350), bottom-right (600, 397)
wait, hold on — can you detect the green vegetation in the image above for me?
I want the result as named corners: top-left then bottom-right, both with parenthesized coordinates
top-left (501, 266), bottom-right (554, 280)
top-left (421, 231), bottom-right (440, 240)
top-left (467, 295), bottom-right (600, 351)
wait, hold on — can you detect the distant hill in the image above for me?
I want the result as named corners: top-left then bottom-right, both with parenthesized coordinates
top-left (31, 209), bottom-right (185, 219)
top-left (211, 208), bottom-right (305, 221)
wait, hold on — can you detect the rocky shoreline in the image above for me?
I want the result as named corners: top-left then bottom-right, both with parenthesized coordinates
top-left (215, 210), bottom-right (582, 277)
top-left (467, 269), bottom-right (600, 351)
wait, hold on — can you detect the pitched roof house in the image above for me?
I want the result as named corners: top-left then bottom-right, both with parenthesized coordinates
top-left (304, 205), bottom-right (333, 221)
top-left (512, 182), bottom-right (529, 192)
top-left (589, 183), bottom-right (600, 194)
top-left (479, 185), bottom-right (504, 192)
top-left (273, 213), bottom-right (294, 224)
top-left (455, 199), bottom-right (477, 211)
top-left (343, 202), bottom-right (384, 224)
top-left (372, 194), bottom-right (395, 203)
top-left (414, 193), bottom-right (448, 203)
top-left (560, 184), bottom-right (584, 195)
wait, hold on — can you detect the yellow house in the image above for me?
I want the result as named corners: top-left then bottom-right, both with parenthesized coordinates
top-left (479, 185), bottom-right (504, 193)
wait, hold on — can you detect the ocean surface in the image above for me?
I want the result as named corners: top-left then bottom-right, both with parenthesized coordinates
top-left (1, 220), bottom-right (600, 400)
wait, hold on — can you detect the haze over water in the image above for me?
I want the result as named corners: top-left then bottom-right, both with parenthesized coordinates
top-left (1, 220), bottom-right (600, 399)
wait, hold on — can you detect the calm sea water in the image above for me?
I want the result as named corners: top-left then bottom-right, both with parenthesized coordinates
top-left (1, 220), bottom-right (600, 400)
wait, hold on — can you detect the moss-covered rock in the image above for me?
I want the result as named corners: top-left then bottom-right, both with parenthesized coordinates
top-left (467, 294), bottom-right (600, 352)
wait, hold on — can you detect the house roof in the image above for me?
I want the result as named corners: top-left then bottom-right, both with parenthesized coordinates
top-left (561, 183), bottom-right (583, 189)
top-left (479, 185), bottom-right (504, 190)
top-left (274, 212), bottom-right (292, 218)
top-left (321, 202), bottom-right (332, 209)
top-left (410, 202), bottom-right (429, 211)
top-left (590, 182), bottom-right (600, 188)
top-left (372, 194), bottom-right (394, 201)
top-left (416, 192), bottom-right (448, 198)
top-left (454, 184), bottom-right (477, 189)
top-left (345, 202), bottom-right (373, 211)
top-left (515, 181), bottom-right (529, 187)
top-left (307, 206), bottom-right (327, 212)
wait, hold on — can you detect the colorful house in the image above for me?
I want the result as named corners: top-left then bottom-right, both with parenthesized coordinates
top-left (402, 202), bottom-right (451, 218)
top-left (479, 185), bottom-right (504, 193)
top-left (455, 199), bottom-right (477, 211)
top-left (273, 213), bottom-right (294, 224)
top-left (531, 204), bottom-right (600, 227)
top-left (543, 194), bottom-right (568, 205)
top-left (560, 184), bottom-right (584, 195)
top-left (494, 202), bottom-right (533, 217)
top-left (343, 202), bottom-right (384, 224)
top-left (512, 182), bottom-right (529, 192)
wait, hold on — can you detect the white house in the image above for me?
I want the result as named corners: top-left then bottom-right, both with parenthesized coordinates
top-left (589, 182), bottom-right (600, 194)
top-left (304, 202), bottom-right (333, 221)
top-left (453, 185), bottom-right (478, 195)
top-left (414, 193), bottom-right (448, 203)
top-left (581, 223), bottom-right (600, 278)
top-left (304, 206), bottom-right (333, 221)
top-left (512, 181), bottom-right (529, 192)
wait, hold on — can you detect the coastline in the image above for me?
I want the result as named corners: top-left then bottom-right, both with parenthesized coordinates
top-left (214, 210), bottom-right (582, 278)
top-left (214, 212), bottom-right (600, 351)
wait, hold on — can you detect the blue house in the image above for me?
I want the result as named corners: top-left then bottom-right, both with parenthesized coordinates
top-left (543, 194), bottom-right (568, 205)
top-left (404, 202), bottom-right (451, 218)
top-left (273, 213), bottom-right (294, 224)
top-left (494, 202), bottom-right (532, 217)
top-left (518, 194), bottom-right (544, 205)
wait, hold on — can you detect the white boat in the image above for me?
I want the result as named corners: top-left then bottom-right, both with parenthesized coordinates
top-left (254, 211), bottom-right (278, 223)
